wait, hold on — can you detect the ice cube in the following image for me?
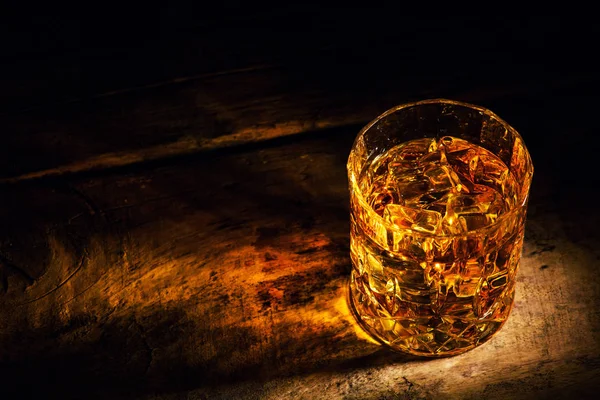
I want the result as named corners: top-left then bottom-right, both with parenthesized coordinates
top-left (384, 203), bottom-right (442, 234)
top-left (422, 198), bottom-right (450, 214)
top-left (419, 149), bottom-right (443, 165)
top-left (387, 138), bottom-right (437, 163)
top-left (404, 138), bottom-right (438, 158)
top-left (429, 236), bottom-right (454, 263)
top-left (473, 152), bottom-right (511, 194)
top-left (369, 186), bottom-right (401, 216)
top-left (385, 151), bottom-right (431, 203)
top-left (435, 136), bottom-right (473, 167)
top-left (448, 195), bottom-right (481, 214)
top-left (389, 176), bottom-right (431, 202)
top-left (441, 211), bottom-right (468, 235)
top-left (443, 188), bottom-right (505, 231)
top-left (446, 148), bottom-right (480, 185)
top-left (405, 191), bottom-right (450, 213)
top-left (479, 152), bottom-right (508, 177)
top-left (447, 187), bottom-right (503, 215)
top-left (424, 165), bottom-right (463, 193)
top-left (388, 160), bottom-right (421, 179)
top-left (445, 144), bottom-right (510, 198)
top-left (453, 259), bottom-right (482, 297)
top-left (386, 145), bottom-right (422, 176)
top-left (461, 214), bottom-right (496, 231)
top-left (387, 162), bottom-right (422, 181)
top-left (438, 136), bottom-right (473, 153)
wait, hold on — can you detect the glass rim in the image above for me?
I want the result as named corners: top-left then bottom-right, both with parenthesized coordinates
top-left (348, 98), bottom-right (533, 238)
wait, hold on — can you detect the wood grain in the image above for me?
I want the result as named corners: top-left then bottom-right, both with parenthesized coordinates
top-left (1, 127), bottom-right (599, 399)
top-left (3, 68), bottom-right (595, 184)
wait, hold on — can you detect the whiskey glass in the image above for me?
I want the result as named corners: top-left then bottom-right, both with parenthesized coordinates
top-left (347, 99), bottom-right (533, 357)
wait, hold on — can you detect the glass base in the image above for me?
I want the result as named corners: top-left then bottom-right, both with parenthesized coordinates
top-left (348, 275), bottom-right (513, 358)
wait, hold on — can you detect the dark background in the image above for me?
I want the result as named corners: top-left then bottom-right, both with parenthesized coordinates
top-left (2, 9), bottom-right (597, 110)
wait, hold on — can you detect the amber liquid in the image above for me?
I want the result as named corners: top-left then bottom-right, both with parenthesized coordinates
top-left (349, 136), bottom-right (526, 356)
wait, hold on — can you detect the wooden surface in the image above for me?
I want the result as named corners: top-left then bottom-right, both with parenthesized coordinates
top-left (1, 11), bottom-right (600, 399)
top-left (1, 119), bottom-right (600, 398)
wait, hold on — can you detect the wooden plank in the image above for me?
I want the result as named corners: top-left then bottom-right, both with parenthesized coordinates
top-left (1, 123), bottom-right (599, 398)
top-left (2, 65), bottom-right (595, 184)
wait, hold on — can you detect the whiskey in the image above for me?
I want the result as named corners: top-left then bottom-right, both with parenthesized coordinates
top-left (349, 136), bottom-right (527, 356)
